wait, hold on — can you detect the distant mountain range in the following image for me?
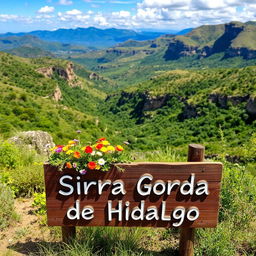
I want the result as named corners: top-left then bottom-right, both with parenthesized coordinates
top-left (69, 21), bottom-right (256, 88)
top-left (0, 34), bottom-right (90, 58)
top-left (0, 27), bottom-right (170, 48)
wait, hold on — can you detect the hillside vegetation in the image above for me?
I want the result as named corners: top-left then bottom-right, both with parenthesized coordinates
top-left (0, 52), bottom-right (119, 144)
top-left (0, 48), bottom-right (255, 255)
top-left (104, 67), bottom-right (256, 159)
top-left (71, 21), bottom-right (256, 89)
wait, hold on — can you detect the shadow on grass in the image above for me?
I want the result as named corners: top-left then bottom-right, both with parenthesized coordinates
top-left (8, 241), bottom-right (63, 255)
top-left (9, 240), bottom-right (179, 256)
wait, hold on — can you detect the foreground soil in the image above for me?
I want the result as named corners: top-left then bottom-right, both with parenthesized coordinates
top-left (0, 199), bottom-right (52, 256)
top-left (0, 199), bottom-right (179, 256)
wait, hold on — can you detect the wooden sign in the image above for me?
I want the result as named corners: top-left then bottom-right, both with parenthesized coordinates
top-left (44, 161), bottom-right (222, 228)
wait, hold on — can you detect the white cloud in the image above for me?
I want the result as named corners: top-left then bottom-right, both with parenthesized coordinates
top-left (59, 0), bottom-right (73, 5)
top-left (66, 9), bottom-right (82, 15)
top-left (112, 10), bottom-right (131, 18)
top-left (38, 6), bottom-right (55, 14)
top-left (0, 14), bottom-right (19, 22)
top-left (94, 14), bottom-right (109, 26)
top-left (134, 0), bottom-right (256, 30)
top-left (140, 0), bottom-right (190, 8)
top-left (2, 0), bottom-right (256, 32)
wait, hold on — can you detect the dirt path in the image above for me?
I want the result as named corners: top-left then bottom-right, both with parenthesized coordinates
top-left (0, 198), bottom-right (51, 256)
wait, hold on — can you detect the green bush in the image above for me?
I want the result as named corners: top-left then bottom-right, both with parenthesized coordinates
top-left (8, 164), bottom-right (44, 197)
top-left (0, 182), bottom-right (15, 230)
top-left (0, 141), bottom-right (20, 169)
top-left (32, 192), bottom-right (46, 215)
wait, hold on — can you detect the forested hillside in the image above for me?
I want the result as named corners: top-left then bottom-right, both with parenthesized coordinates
top-left (71, 21), bottom-right (256, 89)
top-left (0, 52), bottom-right (119, 143)
top-left (103, 67), bottom-right (256, 159)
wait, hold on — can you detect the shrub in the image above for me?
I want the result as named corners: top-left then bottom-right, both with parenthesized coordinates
top-left (0, 141), bottom-right (20, 169)
top-left (8, 164), bottom-right (44, 197)
top-left (32, 192), bottom-right (46, 215)
top-left (0, 182), bottom-right (15, 230)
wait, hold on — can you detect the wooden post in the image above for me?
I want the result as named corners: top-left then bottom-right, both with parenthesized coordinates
top-left (62, 226), bottom-right (76, 243)
top-left (179, 144), bottom-right (205, 256)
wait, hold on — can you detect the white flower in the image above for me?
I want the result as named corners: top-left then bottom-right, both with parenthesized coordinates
top-left (91, 151), bottom-right (96, 156)
top-left (98, 158), bottom-right (106, 166)
top-left (80, 170), bottom-right (87, 175)
top-left (96, 151), bottom-right (103, 156)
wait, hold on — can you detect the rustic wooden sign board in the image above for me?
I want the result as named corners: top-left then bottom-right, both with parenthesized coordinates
top-left (44, 162), bottom-right (222, 228)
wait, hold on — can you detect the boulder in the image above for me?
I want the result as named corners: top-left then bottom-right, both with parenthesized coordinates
top-left (9, 131), bottom-right (55, 155)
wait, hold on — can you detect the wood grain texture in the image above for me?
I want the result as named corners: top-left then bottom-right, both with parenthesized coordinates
top-left (179, 144), bottom-right (205, 256)
top-left (44, 162), bottom-right (222, 228)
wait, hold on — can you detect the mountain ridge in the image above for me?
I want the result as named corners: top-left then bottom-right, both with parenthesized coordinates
top-left (0, 27), bottom-right (166, 49)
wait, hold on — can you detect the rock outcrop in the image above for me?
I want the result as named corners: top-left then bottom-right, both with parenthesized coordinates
top-left (37, 62), bottom-right (80, 87)
top-left (164, 39), bottom-right (198, 60)
top-left (225, 47), bottom-right (256, 59)
top-left (246, 97), bottom-right (256, 117)
top-left (37, 67), bottom-right (53, 78)
top-left (52, 86), bottom-right (62, 102)
top-left (211, 22), bottom-right (244, 55)
top-left (209, 94), bottom-right (249, 108)
top-left (116, 92), bottom-right (170, 112)
top-left (89, 72), bottom-right (101, 80)
top-left (142, 94), bottom-right (170, 111)
top-left (9, 131), bottom-right (55, 155)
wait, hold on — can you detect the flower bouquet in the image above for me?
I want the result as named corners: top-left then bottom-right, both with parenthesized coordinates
top-left (48, 137), bottom-right (126, 174)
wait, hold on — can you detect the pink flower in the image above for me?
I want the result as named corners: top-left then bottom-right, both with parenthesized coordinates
top-left (55, 147), bottom-right (62, 153)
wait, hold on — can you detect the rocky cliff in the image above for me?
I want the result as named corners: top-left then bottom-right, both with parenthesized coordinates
top-left (37, 62), bottom-right (81, 87)
top-left (163, 21), bottom-right (256, 60)
top-left (164, 39), bottom-right (198, 60)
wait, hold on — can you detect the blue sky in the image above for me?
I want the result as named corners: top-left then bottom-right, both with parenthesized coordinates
top-left (0, 0), bottom-right (255, 33)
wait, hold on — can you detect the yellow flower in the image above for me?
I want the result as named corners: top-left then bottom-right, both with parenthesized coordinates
top-left (95, 164), bottom-right (101, 170)
top-left (50, 146), bottom-right (58, 151)
top-left (66, 150), bottom-right (74, 155)
top-left (116, 145), bottom-right (124, 152)
top-left (63, 145), bottom-right (70, 152)
top-left (69, 140), bottom-right (76, 145)
top-left (107, 146), bottom-right (115, 152)
top-left (102, 140), bottom-right (110, 146)
top-left (100, 147), bottom-right (108, 153)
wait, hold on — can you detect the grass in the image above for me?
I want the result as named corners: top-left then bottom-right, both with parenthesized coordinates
top-left (1, 146), bottom-right (252, 255)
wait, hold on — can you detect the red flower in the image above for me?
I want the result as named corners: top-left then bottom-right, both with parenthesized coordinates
top-left (88, 161), bottom-right (96, 170)
top-left (98, 137), bottom-right (106, 142)
top-left (96, 143), bottom-right (103, 150)
top-left (57, 145), bottom-right (64, 148)
top-left (85, 146), bottom-right (93, 154)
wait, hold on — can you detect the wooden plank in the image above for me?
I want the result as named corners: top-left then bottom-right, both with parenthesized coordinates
top-left (44, 160), bottom-right (222, 228)
top-left (179, 144), bottom-right (205, 256)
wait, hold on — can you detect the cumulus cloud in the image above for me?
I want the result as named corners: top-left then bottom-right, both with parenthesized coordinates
top-left (59, 0), bottom-right (73, 5)
top-left (140, 0), bottom-right (190, 8)
top-left (135, 0), bottom-right (256, 29)
top-left (1, 0), bottom-right (256, 32)
top-left (65, 9), bottom-right (83, 15)
top-left (0, 14), bottom-right (19, 22)
top-left (38, 6), bottom-right (55, 14)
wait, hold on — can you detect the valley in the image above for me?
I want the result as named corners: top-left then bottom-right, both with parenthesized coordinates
top-left (0, 20), bottom-right (256, 255)
top-left (1, 21), bottom-right (256, 158)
